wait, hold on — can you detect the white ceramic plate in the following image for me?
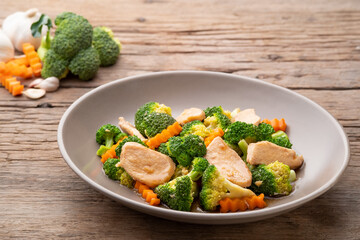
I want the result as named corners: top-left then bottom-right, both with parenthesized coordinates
top-left (57, 71), bottom-right (349, 224)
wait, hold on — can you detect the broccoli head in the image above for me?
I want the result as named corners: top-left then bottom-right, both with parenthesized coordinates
top-left (187, 157), bottom-right (209, 181)
top-left (250, 161), bottom-right (292, 196)
top-left (103, 158), bottom-right (134, 188)
top-left (165, 135), bottom-right (207, 167)
top-left (256, 123), bottom-right (275, 141)
top-left (96, 124), bottom-right (122, 149)
top-left (180, 120), bottom-right (210, 138)
top-left (115, 135), bottom-right (146, 157)
top-left (224, 140), bottom-right (242, 155)
top-left (204, 106), bottom-right (231, 119)
top-left (157, 142), bottom-right (177, 163)
top-left (140, 112), bottom-right (176, 138)
top-left (269, 131), bottom-right (292, 149)
top-left (52, 13), bottom-right (93, 59)
top-left (92, 27), bottom-right (121, 66)
top-left (204, 112), bottom-right (231, 131)
top-left (223, 121), bottom-right (258, 145)
top-left (54, 12), bottom-right (77, 26)
top-left (68, 47), bottom-right (100, 81)
top-left (199, 165), bottom-right (255, 211)
top-left (41, 49), bottom-right (69, 79)
top-left (135, 101), bottom-right (172, 136)
top-left (155, 175), bottom-right (197, 211)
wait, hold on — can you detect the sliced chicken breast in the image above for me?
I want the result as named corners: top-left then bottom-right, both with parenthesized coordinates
top-left (117, 142), bottom-right (175, 188)
top-left (247, 141), bottom-right (304, 169)
top-left (232, 108), bottom-right (261, 125)
top-left (176, 108), bottom-right (206, 125)
top-left (205, 137), bottom-right (252, 187)
top-left (118, 117), bottom-right (147, 142)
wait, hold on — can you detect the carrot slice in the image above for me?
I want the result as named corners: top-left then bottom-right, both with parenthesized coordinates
top-left (262, 118), bottom-right (287, 132)
top-left (146, 122), bottom-right (182, 149)
top-left (134, 181), bottom-right (160, 206)
top-left (204, 128), bottom-right (224, 147)
top-left (9, 81), bottom-right (20, 93)
top-left (12, 85), bottom-right (24, 96)
top-left (219, 194), bottom-right (267, 213)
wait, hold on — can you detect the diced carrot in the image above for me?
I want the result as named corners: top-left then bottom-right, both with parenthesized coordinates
top-left (13, 57), bottom-right (29, 66)
top-left (262, 118), bottom-right (287, 132)
top-left (134, 181), bottom-right (160, 206)
top-left (9, 81), bottom-right (20, 93)
top-left (219, 194), bottom-right (267, 213)
top-left (22, 43), bottom-right (35, 54)
top-left (0, 62), bottom-right (5, 73)
top-left (146, 122), bottom-right (182, 149)
top-left (12, 84), bottom-right (24, 96)
top-left (5, 77), bottom-right (17, 90)
top-left (204, 128), bottom-right (224, 147)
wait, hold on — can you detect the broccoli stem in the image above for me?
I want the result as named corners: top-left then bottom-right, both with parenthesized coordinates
top-left (272, 130), bottom-right (286, 139)
top-left (105, 137), bottom-right (114, 148)
top-left (238, 139), bottom-right (248, 156)
top-left (223, 178), bottom-right (255, 199)
top-left (44, 31), bottom-right (52, 49)
top-left (188, 170), bottom-right (201, 182)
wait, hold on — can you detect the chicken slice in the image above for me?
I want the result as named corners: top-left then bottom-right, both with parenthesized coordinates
top-left (247, 141), bottom-right (304, 169)
top-left (232, 108), bottom-right (261, 125)
top-left (118, 117), bottom-right (147, 142)
top-left (205, 137), bottom-right (252, 187)
top-left (117, 142), bottom-right (175, 188)
top-left (176, 108), bottom-right (206, 125)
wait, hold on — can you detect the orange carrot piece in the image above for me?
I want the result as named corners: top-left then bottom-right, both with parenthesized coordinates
top-left (204, 128), bottom-right (224, 147)
top-left (31, 62), bottom-right (42, 77)
top-left (9, 81), bottom-right (20, 93)
top-left (13, 57), bottom-right (29, 66)
top-left (12, 85), bottom-right (24, 96)
top-left (219, 194), bottom-right (267, 213)
top-left (22, 43), bottom-right (35, 54)
top-left (262, 118), bottom-right (287, 132)
top-left (5, 77), bottom-right (17, 90)
top-left (0, 62), bottom-right (5, 73)
top-left (134, 181), bottom-right (160, 206)
top-left (146, 122), bottom-right (182, 149)
top-left (100, 136), bottom-right (128, 163)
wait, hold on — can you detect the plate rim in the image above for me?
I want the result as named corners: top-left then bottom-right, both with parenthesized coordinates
top-left (57, 70), bottom-right (350, 223)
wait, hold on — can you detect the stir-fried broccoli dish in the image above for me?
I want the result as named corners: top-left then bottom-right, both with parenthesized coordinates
top-left (95, 102), bottom-right (304, 213)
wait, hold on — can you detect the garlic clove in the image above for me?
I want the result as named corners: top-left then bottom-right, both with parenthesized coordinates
top-left (29, 78), bottom-right (43, 88)
top-left (35, 77), bottom-right (59, 92)
top-left (23, 88), bottom-right (46, 99)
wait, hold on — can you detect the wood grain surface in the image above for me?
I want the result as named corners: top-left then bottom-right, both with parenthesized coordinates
top-left (1, 0), bottom-right (359, 239)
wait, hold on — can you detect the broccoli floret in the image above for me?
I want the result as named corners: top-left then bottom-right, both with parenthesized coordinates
top-left (172, 165), bottom-right (190, 179)
top-left (165, 135), bottom-right (206, 167)
top-left (114, 132), bottom-right (128, 143)
top-left (103, 158), bottom-right (134, 188)
top-left (224, 121), bottom-right (257, 145)
top-left (187, 157), bottom-right (209, 181)
top-left (157, 142), bottom-right (177, 163)
top-left (224, 140), bottom-right (242, 155)
top-left (250, 161), bottom-right (292, 196)
top-left (180, 120), bottom-right (210, 138)
top-left (140, 112), bottom-right (176, 138)
top-left (204, 113), bottom-right (231, 131)
top-left (269, 131), bottom-right (292, 149)
top-left (135, 101), bottom-right (172, 136)
top-left (96, 145), bottom-right (110, 156)
top-left (155, 175), bottom-right (197, 211)
top-left (256, 123), bottom-right (275, 141)
top-left (41, 49), bottom-right (69, 79)
top-left (92, 27), bottom-right (121, 67)
top-left (54, 12), bottom-right (77, 26)
top-left (199, 165), bottom-right (255, 211)
top-left (115, 135), bottom-right (146, 157)
top-left (204, 106), bottom-right (231, 119)
top-left (96, 124), bottom-right (122, 149)
top-left (68, 47), bottom-right (100, 81)
top-left (52, 13), bottom-right (93, 59)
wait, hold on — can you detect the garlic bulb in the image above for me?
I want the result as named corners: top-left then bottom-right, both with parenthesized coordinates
top-left (29, 78), bottom-right (43, 88)
top-left (23, 88), bottom-right (46, 99)
top-left (0, 30), bottom-right (14, 62)
top-left (2, 8), bottom-right (47, 52)
top-left (35, 77), bottom-right (59, 92)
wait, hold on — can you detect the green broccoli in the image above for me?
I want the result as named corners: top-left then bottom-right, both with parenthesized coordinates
top-left (96, 145), bottom-right (110, 156)
top-left (157, 143), bottom-right (177, 163)
top-left (68, 47), bottom-right (100, 81)
top-left (223, 121), bottom-right (258, 145)
top-left (187, 157), bottom-right (209, 181)
top-left (180, 120), bottom-right (210, 138)
top-left (103, 158), bottom-right (134, 188)
top-left (204, 106), bottom-right (231, 118)
top-left (115, 135), bottom-right (147, 157)
top-left (41, 49), bottom-right (69, 79)
top-left (140, 112), bottom-right (176, 138)
top-left (164, 135), bottom-right (207, 167)
top-left (155, 175), bottom-right (197, 211)
top-left (31, 14), bottom-right (53, 61)
top-left (256, 123), bottom-right (275, 141)
top-left (92, 27), bottom-right (121, 66)
top-left (95, 124), bottom-right (122, 149)
top-left (250, 161), bottom-right (292, 196)
top-left (224, 140), bottom-right (242, 155)
top-left (199, 165), bottom-right (255, 211)
top-left (135, 101), bottom-right (172, 136)
top-left (269, 131), bottom-right (292, 149)
top-left (204, 112), bottom-right (231, 131)
top-left (52, 13), bottom-right (93, 59)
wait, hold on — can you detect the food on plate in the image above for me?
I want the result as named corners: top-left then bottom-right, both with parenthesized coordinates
top-left (231, 108), bottom-right (261, 126)
top-left (95, 102), bottom-right (304, 213)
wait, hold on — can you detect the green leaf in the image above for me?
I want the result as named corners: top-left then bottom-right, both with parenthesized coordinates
top-left (31, 14), bottom-right (53, 38)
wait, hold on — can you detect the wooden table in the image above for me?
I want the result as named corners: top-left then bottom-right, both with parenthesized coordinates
top-left (1, 0), bottom-right (359, 239)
